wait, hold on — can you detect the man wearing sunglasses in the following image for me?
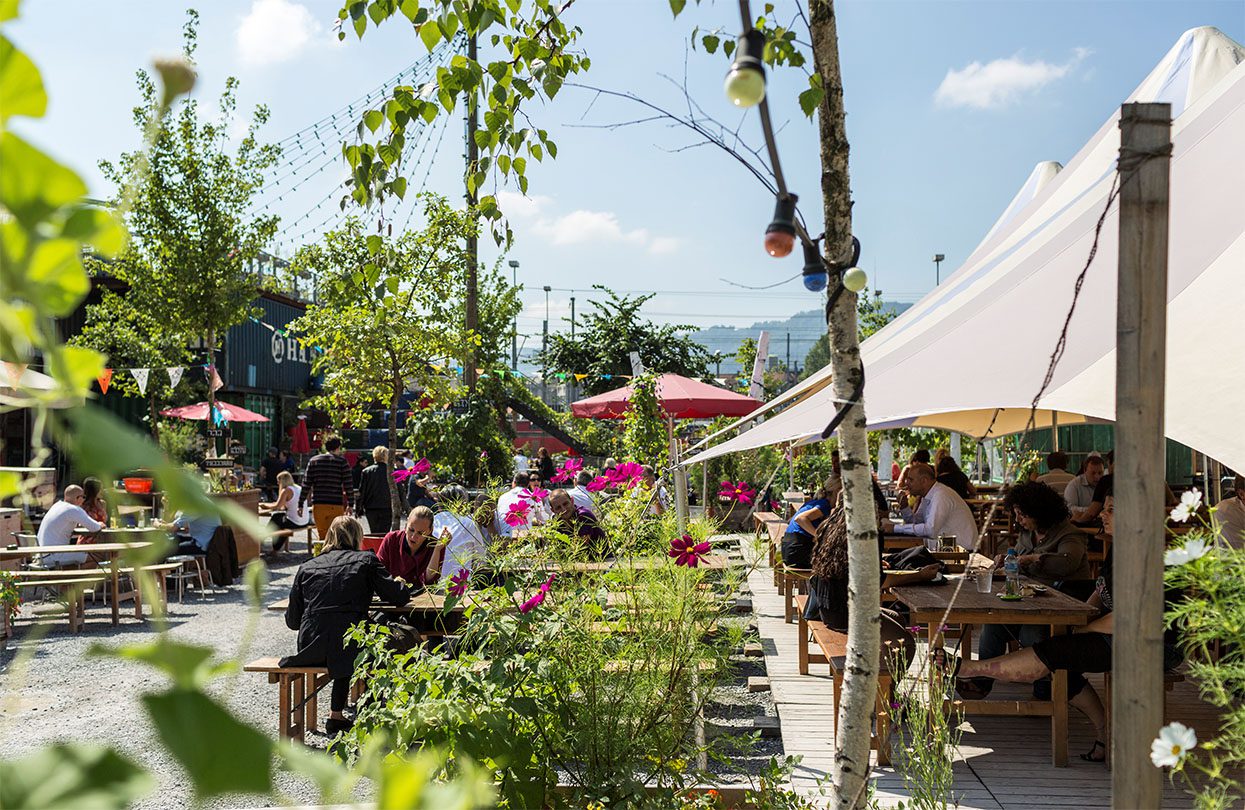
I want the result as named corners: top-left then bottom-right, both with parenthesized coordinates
top-left (375, 505), bottom-right (449, 587)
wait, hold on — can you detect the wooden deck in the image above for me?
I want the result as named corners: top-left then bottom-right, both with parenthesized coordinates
top-left (732, 534), bottom-right (1220, 808)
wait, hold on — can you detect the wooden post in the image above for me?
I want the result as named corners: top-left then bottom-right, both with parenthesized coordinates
top-left (670, 417), bottom-right (688, 531)
top-left (1112, 101), bottom-right (1171, 810)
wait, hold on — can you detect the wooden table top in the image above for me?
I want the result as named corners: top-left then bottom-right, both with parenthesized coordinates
top-left (73, 527), bottom-right (168, 536)
top-left (268, 591), bottom-right (464, 613)
top-left (509, 554), bottom-right (729, 573)
top-left (0, 541), bottom-right (155, 557)
top-left (890, 576), bottom-right (1096, 625)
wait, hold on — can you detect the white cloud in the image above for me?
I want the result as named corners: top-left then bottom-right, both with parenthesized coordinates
top-left (497, 190), bottom-right (553, 219)
top-left (524, 207), bottom-right (679, 255)
top-left (236, 0), bottom-right (322, 67)
top-left (935, 48), bottom-right (1089, 110)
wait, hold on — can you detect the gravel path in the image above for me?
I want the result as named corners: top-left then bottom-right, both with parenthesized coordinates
top-left (0, 553), bottom-right (338, 808)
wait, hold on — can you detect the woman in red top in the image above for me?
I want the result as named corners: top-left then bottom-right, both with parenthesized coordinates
top-left (375, 505), bottom-right (448, 587)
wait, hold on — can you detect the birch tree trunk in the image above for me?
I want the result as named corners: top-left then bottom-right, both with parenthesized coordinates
top-left (810, 2), bottom-right (882, 806)
top-left (388, 386), bottom-right (403, 531)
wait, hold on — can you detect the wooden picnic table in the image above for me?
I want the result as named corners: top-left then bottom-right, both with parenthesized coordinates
top-left (267, 591), bottom-right (463, 614)
top-left (0, 540), bottom-right (158, 625)
top-left (889, 576), bottom-right (1095, 767)
top-left (510, 554), bottom-right (729, 573)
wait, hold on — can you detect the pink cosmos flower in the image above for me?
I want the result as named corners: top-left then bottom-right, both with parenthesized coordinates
top-left (519, 573), bottom-right (557, 613)
top-left (550, 457), bottom-right (583, 484)
top-left (718, 480), bottom-right (755, 505)
top-left (393, 468), bottom-right (413, 485)
top-left (668, 534), bottom-right (711, 568)
top-left (479, 450), bottom-right (489, 460)
top-left (448, 568), bottom-right (470, 597)
top-left (609, 462), bottom-right (644, 489)
top-left (411, 457), bottom-right (432, 475)
top-left (520, 486), bottom-right (549, 503)
top-left (585, 476), bottom-right (611, 493)
top-left (551, 469), bottom-right (570, 484)
top-left (504, 500), bottom-right (531, 528)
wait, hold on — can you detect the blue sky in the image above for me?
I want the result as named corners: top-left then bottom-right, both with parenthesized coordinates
top-left (10, 0), bottom-right (1244, 361)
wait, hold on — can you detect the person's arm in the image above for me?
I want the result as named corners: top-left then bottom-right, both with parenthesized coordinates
top-left (284, 569), bottom-right (304, 631)
top-left (1073, 500), bottom-right (1103, 523)
top-left (424, 529), bottom-right (451, 584)
top-left (1078, 611), bottom-right (1113, 635)
top-left (1022, 534), bottom-right (1087, 579)
top-left (368, 555), bottom-right (411, 607)
top-left (964, 479), bottom-right (978, 498)
top-left (895, 493), bottom-right (940, 536)
top-left (340, 457), bottom-right (354, 511)
top-left (794, 507), bottom-right (824, 536)
top-left (70, 504), bottom-right (105, 533)
top-left (882, 563), bottom-right (941, 589)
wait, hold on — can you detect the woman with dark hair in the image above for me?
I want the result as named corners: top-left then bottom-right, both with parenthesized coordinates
top-left (535, 446), bottom-right (556, 482)
top-left (964, 481), bottom-right (1092, 699)
top-left (282, 516), bottom-right (410, 736)
top-left (935, 455), bottom-right (977, 500)
top-left (81, 477), bottom-right (108, 524)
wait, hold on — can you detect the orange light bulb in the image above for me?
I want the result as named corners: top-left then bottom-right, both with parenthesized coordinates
top-left (764, 230), bottom-right (795, 258)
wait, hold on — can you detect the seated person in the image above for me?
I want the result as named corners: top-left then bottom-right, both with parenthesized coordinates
top-left (780, 477), bottom-right (837, 570)
top-left (970, 481), bottom-right (1093, 699)
top-left (36, 484), bottom-right (105, 567)
top-left (1072, 451), bottom-right (1114, 525)
top-left (495, 472), bottom-right (542, 537)
top-left (939, 538), bottom-right (1181, 764)
top-left (935, 455), bottom-right (977, 500)
top-left (1036, 451), bottom-right (1076, 492)
top-left (886, 462), bottom-right (979, 550)
top-left (642, 466), bottom-right (670, 516)
top-left (162, 508), bottom-right (222, 557)
top-left (406, 469), bottom-right (435, 509)
top-left (570, 470), bottom-right (598, 515)
top-left (1064, 454), bottom-right (1105, 513)
top-left (282, 516), bottom-right (410, 736)
top-left (431, 485), bottom-right (488, 583)
top-left (1215, 475), bottom-right (1245, 548)
top-left (376, 506), bottom-right (446, 588)
top-left (549, 488), bottom-right (608, 558)
top-left (260, 471), bottom-right (311, 552)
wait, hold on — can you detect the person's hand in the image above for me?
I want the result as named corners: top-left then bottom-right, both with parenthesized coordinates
top-left (918, 563), bottom-right (941, 580)
top-left (993, 553), bottom-right (1007, 566)
top-left (882, 519), bottom-right (896, 534)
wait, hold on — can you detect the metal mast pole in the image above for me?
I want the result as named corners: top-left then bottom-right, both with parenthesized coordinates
top-left (464, 31), bottom-right (479, 391)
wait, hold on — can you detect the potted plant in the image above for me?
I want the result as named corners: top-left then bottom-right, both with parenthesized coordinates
top-left (0, 571), bottom-right (19, 639)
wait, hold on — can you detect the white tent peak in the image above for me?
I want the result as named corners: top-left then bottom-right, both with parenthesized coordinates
top-left (1128, 26), bottom-right (1245, 118)
top-left (982, 160), bottom-right (1064, 243)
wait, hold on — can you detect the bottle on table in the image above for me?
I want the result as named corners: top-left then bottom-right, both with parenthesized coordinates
top-left (1003, 548), bottom-right (1020, 597)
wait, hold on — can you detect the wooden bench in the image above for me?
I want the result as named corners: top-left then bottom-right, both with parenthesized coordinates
top-left (13, 575), bottom-right (106, 633)
top-left (779, 565), bottom-right (812, 623)
top-left (261, 523), bottom-right (314, 555)
top-left (244, 657), bottom-right (334, 742)
top-left (795, 594), bottom-right (892, 765)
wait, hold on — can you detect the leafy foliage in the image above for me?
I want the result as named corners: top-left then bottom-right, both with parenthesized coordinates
top-left (622, 373), bottom-right (669, 471)
top-left (99, 10), bottom-right (279, 399)
top-left (542, 288), bottom-right (711, 397)
top-left (331, 0), bottom-right (590, 243)
top-left (734, 336), bottom-right (788, 399)
top-left (801, 289), bottom-right (897, 380)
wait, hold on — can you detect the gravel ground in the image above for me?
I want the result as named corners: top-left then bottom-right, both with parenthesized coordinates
top-left (0, 537), bottom-right (782, 806)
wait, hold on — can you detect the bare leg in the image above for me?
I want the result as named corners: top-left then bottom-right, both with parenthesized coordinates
top-left (1071, 684), bottom-right (1108, 753)
top-left (958, 647), bottom-right (1052, 683)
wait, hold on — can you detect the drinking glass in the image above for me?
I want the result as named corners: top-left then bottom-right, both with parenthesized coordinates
top-left (974, 568), bottom-right (994, 593)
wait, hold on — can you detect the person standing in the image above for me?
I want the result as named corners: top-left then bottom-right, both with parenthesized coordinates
top-left (357, 446), bottom-right (394, 533)
top-left (281, 516), bottom-right (410, 736)
top-left (299, 437), bottom-right (354, 541)
top-left (259, 447), bottom-right (284, 500)
top-left (535, 447), bottom-right (556, 482)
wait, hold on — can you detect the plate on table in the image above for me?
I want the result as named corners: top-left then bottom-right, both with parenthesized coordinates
top-left (997, 593), bottom-right (1024, 601)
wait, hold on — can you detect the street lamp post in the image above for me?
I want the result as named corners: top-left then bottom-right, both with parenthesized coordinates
top-left (508, 260), bottom-right (519, 370)
top-left (933, 253), bottom-right (945, 286)
top-left (542, 285), bottom-right (551, 403)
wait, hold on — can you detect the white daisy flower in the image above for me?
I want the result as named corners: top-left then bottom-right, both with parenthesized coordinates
top-left (1151, 722), bottom-right (1197, 768)
top-left (1164, 537), bottom-right (1210, 567)
top-left (1170, 489), bottom-right (1203, 523)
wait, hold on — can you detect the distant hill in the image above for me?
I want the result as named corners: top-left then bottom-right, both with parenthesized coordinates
top-left (691, 304), bottom-right (912, 375)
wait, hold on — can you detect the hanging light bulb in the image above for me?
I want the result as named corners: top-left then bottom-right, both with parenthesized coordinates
top-left (764, 194), bottom-right (798, 258)
top-left (802, 241), bottom-right (828, 292)
top-left (724, 29), bottom-right (766, 108)
top-left (842, 266), bottom-right (868, 293)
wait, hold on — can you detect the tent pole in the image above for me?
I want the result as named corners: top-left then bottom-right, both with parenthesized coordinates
top-left (1112, 102), bottom-right (1170, 808)
top-left (670, 416), bottom-right (688, 531)
top-left (787, 442), bottom-right (795, 490)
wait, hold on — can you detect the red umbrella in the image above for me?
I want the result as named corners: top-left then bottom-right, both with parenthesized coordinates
top-left (570, 373), bottom-right (762, 420)
top-left (289, 416), bottom-right (312, 454)
top-left (159, 401), bottom-right (270, 423)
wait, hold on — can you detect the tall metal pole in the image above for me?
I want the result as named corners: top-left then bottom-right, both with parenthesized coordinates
top-left (570, 296), bottom-right (576, 339)
top-left (1112, 101), bottom-right (1171, 809)
top-left (463, 31), bottom-right (479, 392)
top-left (541, 285), bottom-right (551, 403)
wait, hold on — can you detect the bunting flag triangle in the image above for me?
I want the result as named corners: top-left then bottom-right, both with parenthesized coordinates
top-left (167, 367), bottom-right (185, 388)
top-left (574, 374), bottom-right (588, 381)
top-left (131, 368), bottom-right (150, 396)
top-left (208, 365), bottom-right (224, 393)
top-left (96, 368), bottom-right (114, 395)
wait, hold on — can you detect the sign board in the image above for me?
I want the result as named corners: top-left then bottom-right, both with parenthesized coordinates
top-left (203, 458), bottom-right (235, 469)
top-left (206, 429), bottom-right (225, 438)
top-left (228, 443), bottom-right (248, 457)
top-left (450, 398), bottom-right (471, 415)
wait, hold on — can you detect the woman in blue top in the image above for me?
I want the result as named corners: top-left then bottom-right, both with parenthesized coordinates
top-left (780, 477), bottom-right (839, 569)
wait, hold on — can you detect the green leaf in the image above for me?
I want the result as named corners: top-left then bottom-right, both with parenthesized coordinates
top-left (353, 13), bottom-right (367, 38)
top-left (391, 176), bottom-right (407, 200)
top-left (418, 21), bottom-right (441, 51)
top-left (0, 34), bottom-right (47, 122)
top-left (61, 205), bottom-right (125, 257)
top-left (798, 74), bottom-right (824, 119)
top-left (472, 130), bottom-right (490, 150)
top-left (26, 237), bottom-right (89, 316)
top-left (366, 234), bottom-right (383, 255)
top-left (0, 132), bottom-right (87, 226)
top-left (398, 0), bottom-right (422, 23)
top-left (367, 0), bottom-right (385, 24)
top-left (0, 0), bottom-right (19, 23)
top-left (723, 39), bottom-right (735, 59)
top-left (88, 639), bottom-right (225, 690)
top-left (701, 34), bottom-right (719, 54)
top-left (278, 742), bottom-right (354, 805)
top-left (143, 689), bottom-right (274, 799)
top-left (669, 0), bottom-right (687, 16)
top-left (244, 558), bottom-right (268, 607)
top-left (0, 743), bottom-right (153, 810)
top-left (363, 109), bottom-right (384, 133)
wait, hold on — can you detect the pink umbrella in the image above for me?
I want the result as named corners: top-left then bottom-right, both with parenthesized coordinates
top-left (159, 401), bottom-right (270, 423)
top-left (570, 373), bottom-right (762, 420)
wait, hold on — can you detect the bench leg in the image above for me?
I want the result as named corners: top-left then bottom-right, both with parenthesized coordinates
top-left (1051, 668), bottom-right (1068, 767)
top-left (278, 674), bottom-right (293, 739)
top-left (798, 612), bottom-right (810, 675)
top-left (305, 673), bottom-right (322, 733)
top-left (875, 675), bottom-right (892, 766)
top-left (291, 673), bottom-right (306, 743)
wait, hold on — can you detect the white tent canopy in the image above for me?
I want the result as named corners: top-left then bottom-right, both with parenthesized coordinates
top-left (685, 27), bottom-right (1245, 472)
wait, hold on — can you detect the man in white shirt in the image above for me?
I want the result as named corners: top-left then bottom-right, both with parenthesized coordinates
top-left (642, 466), bottom-right (670, 516)
top-left (495, 472), bottom-right (537, 537)
top-left (887, 463), bottom-right (979, 550)
top-left (512, 449), bottom-right (530, 477)
top-left (1216, 475), bottom-right (1245, 548)
top-left (37, 485), bottom-right (104, 567)
top-left (432, 485), bottom-right (488, 579)
top-left (570, 470), bottom-right (597, 515)
top-left (1036, 451), bottom-right (1075, 492)
top-left (1064, 455), bottom-right (1105, 512)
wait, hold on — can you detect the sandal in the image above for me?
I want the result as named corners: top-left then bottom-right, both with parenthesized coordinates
top-left (1080, 740), bottom-right (1107, 763)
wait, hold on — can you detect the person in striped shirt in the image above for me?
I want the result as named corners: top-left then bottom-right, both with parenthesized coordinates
top-left (299, 437), bottom-right (354, 541)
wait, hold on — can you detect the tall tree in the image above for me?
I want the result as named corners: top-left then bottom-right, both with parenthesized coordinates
top-left (100, 10), bottom-right (279, 417)
top-left (287, 196), bottom-right (476, 530)
top-left (542, 287), bottom-right (711, 396)
top-left (69, 286), bottom-right (193, 439)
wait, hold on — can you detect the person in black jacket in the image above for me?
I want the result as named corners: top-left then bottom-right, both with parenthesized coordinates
top-left (357, 446), bottom-right (394, 533)
top-left (281, 515), bottom-right (410, 736)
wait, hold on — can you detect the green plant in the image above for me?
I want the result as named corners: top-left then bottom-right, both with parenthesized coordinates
top-left (622, 373), bottom-right (669, 472)
top-left (156, 419), bottom-right (204, 464)
top-left (883, 647), bottom-right (963, 810)
top-left (0, 570), bottom-right (19, 624)
top-left (794, 450), bottom-right (838, 494)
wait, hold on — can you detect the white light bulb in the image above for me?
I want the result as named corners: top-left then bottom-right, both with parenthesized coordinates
top-left (724, 66), bottom-right (766, 108)
top-left (842, 266), bottom-right (868, 293)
